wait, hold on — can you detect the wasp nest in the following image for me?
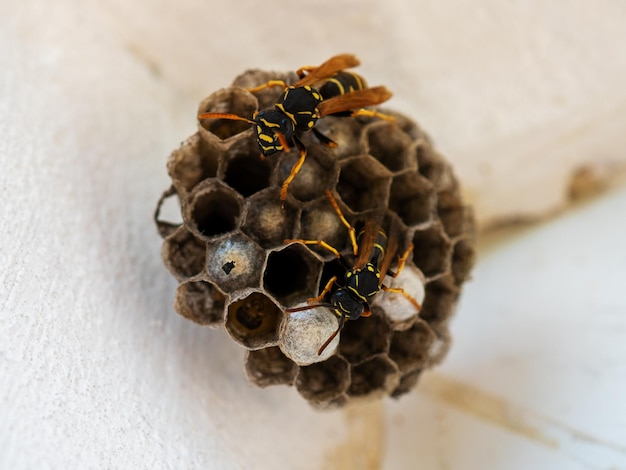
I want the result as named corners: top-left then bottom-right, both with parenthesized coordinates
top-left (155, 67), bottom-right (475, 409)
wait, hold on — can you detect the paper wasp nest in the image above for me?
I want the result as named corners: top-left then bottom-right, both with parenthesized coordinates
top-left (155, 68), bottom-right (475, 409)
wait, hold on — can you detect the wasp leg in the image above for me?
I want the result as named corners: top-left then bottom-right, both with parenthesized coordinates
top-left (312, 128), bottom-right (338, 148)
top-left (296, 65), bottom-right (317, 78)
top-left (247, 80), bottom-right (289, 93)
top-left (308, 275), bottom-right (338, 304)
top-left (283, 239), bottom-right (342, 258)
top-left (279, 136), bottom-right (307, 204)
top-left (350, 108), bottom-right (396, 123)
top-left (324, 189), bottom-right (358, 256)
top-left (381, 285), bottom-right (422, 311)
top-left (388, 243), bottom-right (414, 278)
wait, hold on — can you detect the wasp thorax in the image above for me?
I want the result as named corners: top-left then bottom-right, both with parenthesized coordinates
top-left (254, 109), bottom-right (295, 156)
top-left (276, 86), bottom-right (323, 131)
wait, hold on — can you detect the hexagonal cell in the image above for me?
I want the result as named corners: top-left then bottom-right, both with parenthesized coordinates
top-left (232, 70), bottom-right (297, 110)
top-left (183, 180), bottom-right (243, 240)
top-left (364, 120), bottom-right (415, 172)
top-left (389, 171), bottom-right (437, 228)
top-left (419, 276), bottom-right (459, 326)
top-left (263, 244), bottom-right (323, 307)
top-left (314, 116), bottom-right (365, 159)
top-left (392, 111), bottom-right (429, 142)
top-left (338, 307), bottom-right (391, 365)
top-left (427, 322), bottom-right (452, 366)
top-left (167, 133), bottom-right (220, 194)
top-left (296, 355), bottom-right (350, 404)
top-left (197, 87), bottom-right (258, 141)
top-left (205, 232), bottom-right (265, 294)
top-left (154, 186), bottom-right (183, 239)
top-left (389, 320), bottom-right (436, 373)
top-left (390, 369), bottom-right (422, 398)
top-left (298, 196), bottom-right (352, 259)
top-left (376, 264), bottom-right (425, 330)
top-left (438, 202), bottom-right (475, 241)
top-left (411, 224), bottom-right (452, 279)
top-left (220, 136), bottom-right (274, 197)
top-left (416, 144), bottom-right (455, 190)
top-left (225, 292), bottom-right (282, 349)
top-left (336, 155), bottom-right (392, 213)
top-left (347, 355), bottom-right (400, 398)
top-left (280, 306), bottom-right (340, 364)
top-left (242, 189), bottom-right (299, 249)
top-left (274, 142), bottom-right (338, 203)
top-left (161, 226), bottom-right (206, 281)
top-left (245, 346), bottom-right (298, 388)
top-left (174, 279), bottom-right (226, 326)
top-left (451, 239), bottom-right (476, 286)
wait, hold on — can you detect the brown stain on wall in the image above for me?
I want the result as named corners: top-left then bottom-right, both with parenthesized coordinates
top-left (324, 401), bottom-right (386, 470)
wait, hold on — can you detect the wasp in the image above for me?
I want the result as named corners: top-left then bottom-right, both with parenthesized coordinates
top-left (198, 54), bottom-right (393, 202)
top-left (285, 190), bottom-right (422, 355)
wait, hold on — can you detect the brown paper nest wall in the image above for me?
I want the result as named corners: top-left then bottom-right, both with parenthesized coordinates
top-left (155, 68), bottom-right (476, 409)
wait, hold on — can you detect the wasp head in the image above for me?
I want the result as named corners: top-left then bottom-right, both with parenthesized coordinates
top-left (330, 288), bottom-right (365, 321)
top-left (253, 109), bottom-right (295, 156)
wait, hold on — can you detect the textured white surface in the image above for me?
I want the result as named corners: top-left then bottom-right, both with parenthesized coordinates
top-left (2, 0), bottom-right (626, 468)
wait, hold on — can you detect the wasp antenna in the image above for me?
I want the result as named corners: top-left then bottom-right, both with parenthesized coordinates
top-left (285, 303), bottom-right (333, 314)
top-left (198, 112), bottom-right (256, 125)
top-left (317, 312), bottom-right (347, 355)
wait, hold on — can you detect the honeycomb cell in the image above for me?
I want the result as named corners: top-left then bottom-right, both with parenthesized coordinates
top-left (364, 120), bottom-right (416, 172)
top-left (184, 180), bottom-right (243, 240)
top-left (338, 307), bottom-right (391, 365)
top-left (438, 202), bottom-right (474, 241)
top-left (375, 264), bottom-right (426, 329)
top-left (416, 143), bottom-right (446, 184)
top-left (391, 369), bottom-right (422, 398)
top-left (280, 306), bottom-right (340, 364)
top-left (154, 186), bottom-right (183, 239)
top-left (161, 226), bottom-right (206, 281)
top-left (314, 116), bottom-right (365, 159)
top-left (197, 87), bottom-right (257, 141)
top-left (348, 356), bottom-right (399, 398)
top-left (274, 142), bottom-right (338, 203)
top-left (174, 279), bottom-right (226, 326)
top-left (389, 171), bottom-right (436, 228)
top-left (242, 189), bottom-right (299, 249)
top-left (419, 275), bottom-right (459, 326)
top-left (263, 244), bottom-right (323, 306)
top-left (232, 70), bottom-right (297, 110)
top-left (167, 133), bottom-right (220, 194)
top-left (296, 355), bottom-right (350, 404)
top-left (205, 231), bottom-right (265, 294)
top-left (427, 322), bottom-right (452, 366)
top-left (221, 137), bottom-right (274, 197)
top-left (225, 292), bottom-right (282, 349)
top-left (389, 321), bottom-right (436, 373)
top-left (298, 196), bottom-right (352, 259)
top-left (451, 239), bottom-right (476, 286)
top-left (411, 224), bottom-right (452, 279)
top-left (245, 346), bottom-right (298, 387)
top-left (336, 155), bottom-right (392, 213)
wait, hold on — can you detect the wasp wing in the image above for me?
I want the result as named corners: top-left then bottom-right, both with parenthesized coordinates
top-left (353, 218), bottom-right (383, 270)
top-left (378, 217), bottom-right (401, 283)
top-left (317, 87), bottom-right (392, 117)
top-left (294, 54), bottom-right (360, 87)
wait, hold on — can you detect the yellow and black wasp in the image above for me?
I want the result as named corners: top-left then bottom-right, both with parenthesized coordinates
top-left (198, 54), bottom-right (393, 202)
top-left (285, 190), bottom-right (422, 355)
